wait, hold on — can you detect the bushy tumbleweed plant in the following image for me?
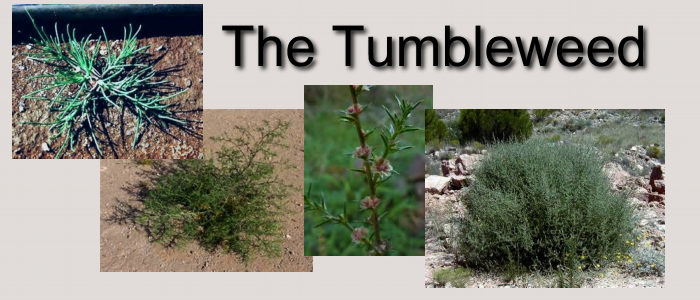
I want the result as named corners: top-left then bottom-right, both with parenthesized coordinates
top-left (134, 120), bottom-right (291, 262)
top-left (457, 139), bottom-right (635, 270)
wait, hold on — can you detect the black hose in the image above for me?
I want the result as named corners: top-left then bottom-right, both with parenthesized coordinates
top-left (12, 4), bottom-right (203, 44)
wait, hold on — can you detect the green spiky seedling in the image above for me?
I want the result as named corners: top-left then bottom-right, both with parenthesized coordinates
top-left (20, 10), bottom-right (189, 158)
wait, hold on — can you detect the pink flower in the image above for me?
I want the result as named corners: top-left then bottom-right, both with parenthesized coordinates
top-left (373, 158), bottom-right (393, 177)
top-left (360, 196), bottom-right (380, 210)
top-left (352, 227), bottom-right (368, 243)
top-left (346, 103), bottom-right (363, 115)
top-left (354, 145), bottom-right (371, 158)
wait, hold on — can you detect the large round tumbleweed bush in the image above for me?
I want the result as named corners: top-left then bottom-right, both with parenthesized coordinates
top-left (135, 120), bottom-right (290, 262)
top-left (457, 139), bottom-right (635, 270)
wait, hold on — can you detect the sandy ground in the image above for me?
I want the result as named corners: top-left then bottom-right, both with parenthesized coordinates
top-left (12, 35), bottom-right (203, 159)
top-left (100, 109), bottom-right (312, 272)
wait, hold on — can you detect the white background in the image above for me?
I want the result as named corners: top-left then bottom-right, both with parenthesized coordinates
top-left (2, 0), bottom-right (699, 299)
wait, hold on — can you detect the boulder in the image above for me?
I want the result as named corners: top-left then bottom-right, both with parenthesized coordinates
top-left (646, 192), bottom-right (665, 204)
top-left (603, 162), bottom-right (630, 190)
top-left (457, 154), bottom-right (483, 174)
top-left (449, 175), bottom-right (469, 190)
top-left (425, 175), bottom-right (451, 194)
top-left (649, 164), bottom-right (665, 194)
top-left (453, 156), bottom-right (467, 175)
top-left (652, 180), bottom-right (665, 195)
top-left (441, 161), bottom-right (451, 176)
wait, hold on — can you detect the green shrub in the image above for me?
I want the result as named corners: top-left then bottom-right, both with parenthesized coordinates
top-left (456, 109), bottom-right (532, 144)
top-left (426, 109), bottom-right (448, 143)
top-left (433, 267), bottom-right (472, 288)
top-left (471, 141), bottom-right (486, 151)
top-left (623, 246), bottom-right (665, 276)
top-left (135, 120), bottom-right (291, 262)
top-left (647, 145), bottom-right (663, 160)
top-left (596, 135), bottom-right (615, 146)
top-left (533, 109), bottom-right (556, 123)
top-left (562, 118), bottom-right (591, 132)
top-left (546, 134), bottom-right (562, 143)
top-left (457, 139), bottom-right (635, 270)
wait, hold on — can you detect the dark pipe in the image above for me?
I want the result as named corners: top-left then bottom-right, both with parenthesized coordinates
top-left (12, 4), bottom-right (203, 44)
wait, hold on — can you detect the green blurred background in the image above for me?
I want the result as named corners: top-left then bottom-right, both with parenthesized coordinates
top-left (304, 85), bottom-right (432, 256)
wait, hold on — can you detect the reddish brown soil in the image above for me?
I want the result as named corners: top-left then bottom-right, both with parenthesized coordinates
top-left (100, 110), bottom-right (312, 272)
top-left (12, 35), bottom-right (203, 159)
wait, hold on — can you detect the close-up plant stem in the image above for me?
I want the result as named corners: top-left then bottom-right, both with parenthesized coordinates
top-left (305, 85), bottom-right (423, 256)
top-left (348, 85), bottom-right (381, 247)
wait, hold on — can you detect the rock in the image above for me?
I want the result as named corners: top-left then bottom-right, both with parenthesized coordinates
top-left (285, 234), bottom-right (291, 239)
top-left (646, 192), bottom-right (665, 204)
top-left (652, 180), bottom-right (665, 195)
top-left (458, 154), bottom-right (483, 174)
top-left (603, 162), bottom-right (630, 190)
top-left (453, 156), bottom-right (467, 175)
top-left (41, 142), bottom-right (51, 152)
top-left (443, 224), bottom-right (452, 235)
top-left (155, 45), bottom-right (166, 51)
top-left (449, 175), bottom-right (469, 190)
top-left (18, 101), bottom-right (25, 113)
top-left (441, 161), bottom-right (451, 176)
top-left (629, 197), bottom-right (646, 208)
top-left (649, 165), bottom-right (665, 194)
top-left (426, 175), bottom-right (451, 194)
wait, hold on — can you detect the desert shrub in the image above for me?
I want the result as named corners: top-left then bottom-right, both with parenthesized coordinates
top-left (425, 158), bottom-right (442, 175)
top-left (456, 109), bottom-right (532, 144)
top-left (622, 246), bottom-right (665, 276)
top-left (570, 122), bottom-right (665, 163)
top-left (597, 135), bottom-right (615, 146)
top-left (471, 141), bottom-right (486, 151)
top-left (647, 145), bottom-right (663, 160)
top-left (533, 109), bottom-right (556, 123)
top-left (545, 134), bottom-right (562, 143)
top-left (135, 120), bottom-right (291, 262)
top-left (433, 267), bottom-right (472, 288)
top-left (426, 109), bottom-right (448, 143)
top-left (562, 118), bottom-right (592, 132)
top-left (457, 139), bottom-right (635, 270)
top-left (437, 150), bottom-right (454, 161)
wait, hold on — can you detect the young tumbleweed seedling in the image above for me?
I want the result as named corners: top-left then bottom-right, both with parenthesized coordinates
top-left (21, 11), bottom-right (189, 158)
top-left (305, 85), bottom-right (422, 255)
top-left (135, 120), bottom-right (291, 262)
